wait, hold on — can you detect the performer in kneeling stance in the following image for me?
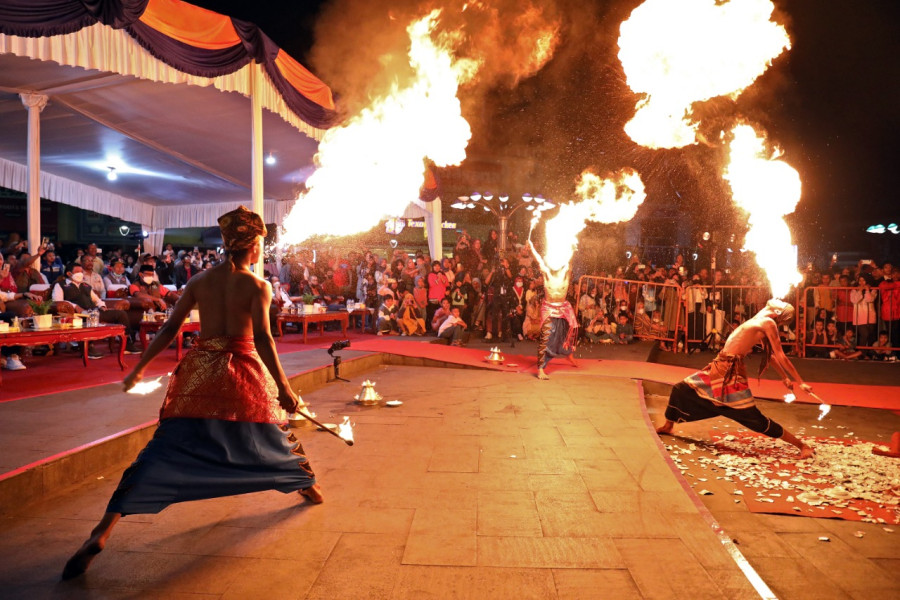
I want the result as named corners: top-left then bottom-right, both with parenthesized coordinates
top-left (528, 241), bottom-right (579, 380)
top-left (656, 299), bottom-right (815, 459)
top-left (63, 206), bottom-right (323, 580)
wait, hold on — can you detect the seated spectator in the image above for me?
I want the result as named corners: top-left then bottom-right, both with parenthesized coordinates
top-left (805, 319), bottom-right (830, 358)
top-left (377, 278), bottom-right (398, 302)
top-left (585, 313), bottom-right (614, 344)
top-left (870, 331), bottom-right (895, 361)
top-left (40, 249), bottom-right (65, 283)
top-left (303, 275), bottom-right (324, 301)
top-left (103, 258), bottom-right (131, 295)
top-left (437, 306), bottom-right (467, 346)
top-left (84, 243), bottom-right (105, 276)
top-left (52, 263), bottom-right (140, 356)
top-left (825, 321), bottom-right (839, 347)
top-left (376, 295), bottom-right (399, 335)
top-left (430, 297), bottom-right (453, 333)
top-left (129, 265), bottom-right (174, 311)
top-left (156, 251), bottom-right (176, 285)
top-left (13, 249), bottom-right (47, 291)
top-left (613, 312), bottom-right (634, 344)
top-left (0, 268), bottom-right (36, 369)
top-left (398, 292), bottom-right (426, 336)
top-left (174, 255), bottom-right (197, 289)
top-left (831, 327), bottom-right (862, 360)
top-left (80, 255), bottom-right (105, 299)
top-left (412, 277), bottom-right (428, 320)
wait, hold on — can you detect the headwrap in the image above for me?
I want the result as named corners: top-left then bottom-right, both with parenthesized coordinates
top-left (218, 206), bottom-right (266, 252)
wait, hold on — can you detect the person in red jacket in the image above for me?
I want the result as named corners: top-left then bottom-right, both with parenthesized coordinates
top-left (878, 263), bottom-right (900, 356)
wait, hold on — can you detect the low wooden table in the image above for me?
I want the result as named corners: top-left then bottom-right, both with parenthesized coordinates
top-left (139, 320), bottom-right (201, 361)
top-left (348, 307), bottom-right (370, 332)
top-left (276, 311), bottom-right (349, 343)
top-left (0, 324), bottom-right (126, 387)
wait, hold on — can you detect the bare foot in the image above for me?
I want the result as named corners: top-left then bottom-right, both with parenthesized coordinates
top-left (566, 354), bottom-right (578, 368)
top-left (300, 484), bottom-right (324, 504)
top-left (537, 368), bottom-right (549, 380)
top-left (798, 445), bottom-right (815, 460)
top-left (656, 420), bottom-right (674, 435)
top-left (61, 538), bottom-right (104, 580)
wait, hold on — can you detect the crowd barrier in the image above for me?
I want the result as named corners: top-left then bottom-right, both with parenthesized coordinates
top-left (575, 276), bottom-right (682, 348)
top-left (798, 285), bottom-right (900, 359)
top-left (573, 278), bottom-right (900, 359)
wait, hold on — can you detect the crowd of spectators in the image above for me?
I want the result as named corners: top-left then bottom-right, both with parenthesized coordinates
top-left (2, 228), bottom-right (898, 371)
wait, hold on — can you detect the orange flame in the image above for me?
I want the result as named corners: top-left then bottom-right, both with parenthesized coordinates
top-left (618, 0), bottom-right (790, 148)
top-left (723, 124), bottom-right (802, 298)
top-left (531, 169), bottom-right (645, 297)
top-left (280, 10), bottom-right (479, 245)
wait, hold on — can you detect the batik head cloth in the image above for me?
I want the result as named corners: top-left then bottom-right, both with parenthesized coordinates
top-left (218, 206), bottom-right (266, 251)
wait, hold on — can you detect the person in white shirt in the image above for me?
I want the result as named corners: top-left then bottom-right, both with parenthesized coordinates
top-left (438, 306), bottom-right (468, 346)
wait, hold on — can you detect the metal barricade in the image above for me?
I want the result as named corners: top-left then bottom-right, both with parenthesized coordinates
top-left (681, 284), bottom-right (774, 353)
top-left (798, 284), bottom-right (900, 360)
top-left (575, 275), bottom-right (682, 349)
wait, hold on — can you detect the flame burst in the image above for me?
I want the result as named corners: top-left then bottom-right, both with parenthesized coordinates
top-left (531, 169), bottom-right (645, 296)
top-left (724, 124), bottom-right (802, 298)
top-left (618, 0), bottom-right (790, 148)
top-left (280, 10), bottom-right (479, 245)
top-left (127, 377), bottom-right (164, 395)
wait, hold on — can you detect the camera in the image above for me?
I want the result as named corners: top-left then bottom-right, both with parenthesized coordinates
top-left (327, 339), bottom-right (351, 355)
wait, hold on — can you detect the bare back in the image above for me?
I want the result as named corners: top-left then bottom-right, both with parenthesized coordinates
top-left (179, 262), bottom-right (270, 339)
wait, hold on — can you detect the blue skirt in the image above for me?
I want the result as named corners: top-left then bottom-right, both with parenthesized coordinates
top-left (107, 418), bottom-right (316, 515)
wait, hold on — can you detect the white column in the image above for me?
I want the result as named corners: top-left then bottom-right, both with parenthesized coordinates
top-left (425, 197), bottom-right (443, 260)
top-left (249, 62), bottom-right (265, 275)
top-left (20, 93), bottom-right (49, 254)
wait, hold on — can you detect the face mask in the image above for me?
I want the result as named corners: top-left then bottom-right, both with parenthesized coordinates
top-left (71, 272), bottom-right (84, 283)
top-left (142, 276), bottom-right (154, 285)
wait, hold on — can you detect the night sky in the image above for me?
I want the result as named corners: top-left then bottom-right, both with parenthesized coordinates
top-left (195, 0), bottom-right (899, 259)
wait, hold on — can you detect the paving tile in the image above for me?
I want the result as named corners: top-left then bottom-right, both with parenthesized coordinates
top-left (428, 439), bottom-right (480, 473)
top-left (551, 568), bottom-right (642, 599)
top-left (614, 538), bottom-right (729, 599)
top-left (303, 532), bottom-right (406, 600)
top-left (394, 565), bottom-right (556, 599)
top-left (221, 557), bottom-right (311, 600)
top-left (777, 532), bottom-right (898, 590)
top-left (477, 536), bottom-right (625, 568)
top-left (574, 459), bottom-right (640, 492)
top-left (750, 556), bottom-right (853, 600)
top-left (409, 508), bottom-right (476, 537)
top-left (402, 534), bottom-right (477, 566)
top-left (477, 490), bottom-right (541, 537)
top-left (479, 456), bottom-right (577, 476)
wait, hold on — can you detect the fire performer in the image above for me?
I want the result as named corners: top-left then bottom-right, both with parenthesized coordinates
top-left (656, 299), bottom-right (815, 459)
top-left (529, 241), bottom-right (579, 380)
top-left (63, 206), bottom-right (323, 581)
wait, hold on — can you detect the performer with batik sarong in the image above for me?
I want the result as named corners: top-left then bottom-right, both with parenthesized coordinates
top-left (656, 299), bottom-right (815, 459)
top-left (63, 206), bottom-right (322, 580)
top-left (527, 241), bottom-right (579, 380)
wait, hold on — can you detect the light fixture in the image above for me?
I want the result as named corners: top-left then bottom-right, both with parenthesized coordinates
top-left (499, 195), bottom-right (509, 203)
top-left (106, 166), bottom-right (117, 181)
top-left (118, 225), bottom-right (130, 236)
top-left (141, 230), bottom-right (149, 238)
top-left (702, 231), bottom-right (711, 241)
top-left (866, 224), bottom-right (886, 234)
top-left (466, 203), bottom-right (475, 209)
top-left (451, 202), bottom-right (467, 209)
top-left (888, 223), bottom-right (899, 234)
top-left (458, 196), bottom-right (470, 202)
top-left (470, 193), bottom-right (482, 202)
top-left (535, 195), bottom-right (544, 204)
top-left (525, 205), bottom-right (535, 211)
top-left (483, 206), bottom-right (491, 212)
top-left (542, 201), bottom-right (555, 209)
top-left (626, 251), bottom-right (632, 259)
top-left (522, 194), bottom-right (532, 202)
top-left (483, 193), bottom-right (494, 201)
top-left (265, 153), bottom-right (277, 166)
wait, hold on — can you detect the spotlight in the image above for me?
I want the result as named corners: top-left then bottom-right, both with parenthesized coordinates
top-left (106, 166), bottom-right (117, 181)
top-left (702, 231), bottom-right (711, 241)
top-left (265, 153), bottom-right (276, 166)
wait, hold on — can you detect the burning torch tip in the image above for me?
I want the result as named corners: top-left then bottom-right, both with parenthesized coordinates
top-left (345, 440), bottom-right (354, 447)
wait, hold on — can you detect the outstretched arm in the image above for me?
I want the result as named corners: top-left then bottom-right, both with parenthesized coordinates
top-left (123, 282), bottom-right (196, 390)
top-left (762, 320), bottom-right (812, 393)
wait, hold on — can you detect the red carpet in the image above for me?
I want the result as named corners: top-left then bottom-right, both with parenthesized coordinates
top-left (711, 432), bottom-right (899, 525)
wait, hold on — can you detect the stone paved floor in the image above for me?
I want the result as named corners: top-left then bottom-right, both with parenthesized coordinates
top-left (0, 365), bottom-right (761, 599)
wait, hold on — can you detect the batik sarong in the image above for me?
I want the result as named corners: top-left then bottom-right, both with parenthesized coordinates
top-left (538, 300), bottom-right (579, 369)
top-left (107, 336), bottom-right (315, 515)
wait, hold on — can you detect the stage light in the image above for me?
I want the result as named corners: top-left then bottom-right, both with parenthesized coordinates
top-left (107, 166), bottom-right (117, 181)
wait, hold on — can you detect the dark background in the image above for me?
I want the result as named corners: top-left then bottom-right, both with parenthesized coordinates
top-left (193, 0), bottom-right (900, 261)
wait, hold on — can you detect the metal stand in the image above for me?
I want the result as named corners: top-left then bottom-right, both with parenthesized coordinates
top-left (330, 354), bottom-right (350, 382)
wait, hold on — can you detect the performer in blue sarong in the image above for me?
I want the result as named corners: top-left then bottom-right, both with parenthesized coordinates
top-left (63, 207), bottom-right (322, 580)
top-left (527, 241), bottom-right (579, 380)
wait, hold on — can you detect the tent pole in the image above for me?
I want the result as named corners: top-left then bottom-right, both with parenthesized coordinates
top-left (250, 62), bottom-right (265, 275)
top-left (20, 93), bottom-right (48, 254)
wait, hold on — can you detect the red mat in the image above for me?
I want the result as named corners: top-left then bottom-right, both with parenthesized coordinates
top-left (0, 329), bottom-right (367, 403)
top-left (710, 431), bottom-right (900, 525)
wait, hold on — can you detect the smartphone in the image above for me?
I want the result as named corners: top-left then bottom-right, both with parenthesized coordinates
top-left (41, 236), bottom-right (49, 246)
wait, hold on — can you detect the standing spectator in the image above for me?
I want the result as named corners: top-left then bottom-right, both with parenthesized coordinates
top-left (412, 276), bottom-right (428, 320)
top-left (833, 275), bottom-right (853, 333)
top-left (156, 251), bottom-right (176, 285)
top-left (813, 273), bottom-right (835, 322)
top-left (850, 276), bottom-right (877, 348)
top-left (426, 261), bottom-right (449, 330)
top-left (84, 243), bottom-right (104, 276)
top-left (879, 263), bottom-right (900, 353)
top-left (483, 258), bottom-right (513, 341)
